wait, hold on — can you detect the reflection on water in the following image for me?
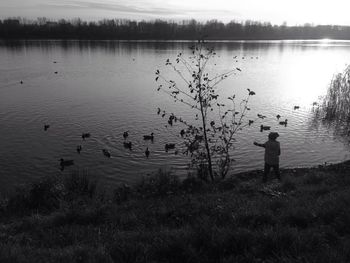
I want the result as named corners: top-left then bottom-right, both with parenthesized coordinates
top-left (310, 107), bottom-right (350, 156)
top-left (0, 40), bottom-right (350, 193)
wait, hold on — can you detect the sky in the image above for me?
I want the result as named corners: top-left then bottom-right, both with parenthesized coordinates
top-left (2, 0), bottom-right (350, 26)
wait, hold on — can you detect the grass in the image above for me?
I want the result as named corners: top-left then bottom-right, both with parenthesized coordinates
top-left (1, 161), bottom-right (350, 262)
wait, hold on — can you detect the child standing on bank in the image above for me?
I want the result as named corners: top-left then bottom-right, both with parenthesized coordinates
top-left (254, 132), bottom-right (281, 182)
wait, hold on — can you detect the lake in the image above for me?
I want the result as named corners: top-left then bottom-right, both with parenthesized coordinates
top-left (1, 39), bottom-right (349, 193)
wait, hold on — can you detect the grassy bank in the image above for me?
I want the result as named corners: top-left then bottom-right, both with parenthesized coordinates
top-left (1, 161), bottom-right (350, 263)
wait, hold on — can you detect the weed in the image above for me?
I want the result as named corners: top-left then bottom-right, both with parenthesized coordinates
top-left (136, 169), bottom-right (180, 197)
top-left (303, 173), bottom-right (324, 185)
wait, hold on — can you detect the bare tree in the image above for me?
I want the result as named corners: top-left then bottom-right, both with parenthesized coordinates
top-left (155, 40), bottom-right (256, 181)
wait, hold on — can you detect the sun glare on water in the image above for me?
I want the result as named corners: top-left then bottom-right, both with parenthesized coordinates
top-left (280, 48), bottom-right (344, 106)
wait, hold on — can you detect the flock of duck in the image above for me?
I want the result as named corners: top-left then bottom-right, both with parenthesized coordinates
top-left (57, 104), bottom-right (306, 170)
top-left (260, 118), bottom-right (287, 131)
top-left (49, 103), bottom-right (309, 171)
top-left (256, 105), bottom-right (304, 132)
top-left (58, 131), bottom-right (96, 170)
top-left (259, 115), bottom-right (288, 132)
top-left (29, 63), bottom-right (311, 171)
top-left (53, 127), bottom-right (178, 171)
top-left (20, 64), bottom-right (180, 171)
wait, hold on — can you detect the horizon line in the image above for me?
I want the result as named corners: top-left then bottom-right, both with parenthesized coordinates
top-left (2, 16), bottom-right (350, 28)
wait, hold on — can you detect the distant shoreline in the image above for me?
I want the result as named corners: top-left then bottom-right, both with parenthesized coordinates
top-left (2, 38), bottom-right (350, 43)
top-left (2, 18), bottom-right (350, 41)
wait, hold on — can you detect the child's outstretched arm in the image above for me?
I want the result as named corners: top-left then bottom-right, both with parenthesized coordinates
top-left (254, 142), bottom-right (265, 148)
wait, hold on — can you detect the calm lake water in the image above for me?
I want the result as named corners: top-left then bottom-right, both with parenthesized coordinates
top-left (1, 40), bottom-right (350, 193)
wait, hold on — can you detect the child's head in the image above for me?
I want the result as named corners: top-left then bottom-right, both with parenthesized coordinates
top-left (268, 132), bottom-right (279, 141)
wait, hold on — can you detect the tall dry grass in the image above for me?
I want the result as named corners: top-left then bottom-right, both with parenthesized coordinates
top-left (322, 65), bottom-right (350, 121)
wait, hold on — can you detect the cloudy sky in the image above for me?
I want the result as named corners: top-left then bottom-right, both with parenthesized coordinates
top-left (1, 0), bottom-right (350, 25)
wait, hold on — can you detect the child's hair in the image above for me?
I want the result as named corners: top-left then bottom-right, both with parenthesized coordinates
top-left (268, 132), bottom-right (279, 140)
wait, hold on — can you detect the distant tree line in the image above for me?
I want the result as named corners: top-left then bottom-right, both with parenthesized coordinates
top-left (1, 17), bottom-right (350, 40)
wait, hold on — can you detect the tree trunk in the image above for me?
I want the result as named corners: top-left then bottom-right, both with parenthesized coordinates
top-left (198, 89), bottom-right (213, 181)
top-left (197, 49), bottom-right (214, 181)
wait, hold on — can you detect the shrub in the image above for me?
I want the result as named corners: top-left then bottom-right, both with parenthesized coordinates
top-left (268, 199), bottom-right (287, 212)
top-left (282, 208), bottom-right (315, 229)
top-left (303, 173), bottom-right (324, 185)
top-left (136, 169), bottom-right (180, 197)
top-left (278, 178), bottom-right (296, 192)
top-left (236, 210), bottom-right (276, 228)
top-left (5, 176), bottom-right (61, 215)
top-left (113, 184), bottom-right (132, 204)
top-left (63, 170), bottom-right (97, 200)
top-left (181, 175), bottom-right (206, 193)
top-left (52, 205), bottom-right (107, 226)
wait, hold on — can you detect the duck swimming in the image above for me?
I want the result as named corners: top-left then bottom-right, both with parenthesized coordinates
top-left (257, 114), bottom-right (266, 119)
top-left (60, 159), bottom-right (74, 166)
top-left (44, 124), bottom-right (50, 131)
top-left (279, 119), bottom-right (288, 126)
top-left (145, 147), bottom-right (150, 158)
top-left (82, 133), bottom-right (91, 140)
top-left (165, 143), bottom-right (176, 152)
top-left (143, 133), bottom-right (154, 140)
top-left (60, 159), bottom-right (74, 171)
top-left (76, 145), bottom-right (82, 154)
top-left (260, 125), bottom-right (271, 131)
top-left (180, 129), bottom-right (185, 137)
top-left (102, 149), bottom-right (111, 158)
top-left (123, 141), bottom-right (132, 149)
top-left (123, 131), bottom-right (129, 139)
